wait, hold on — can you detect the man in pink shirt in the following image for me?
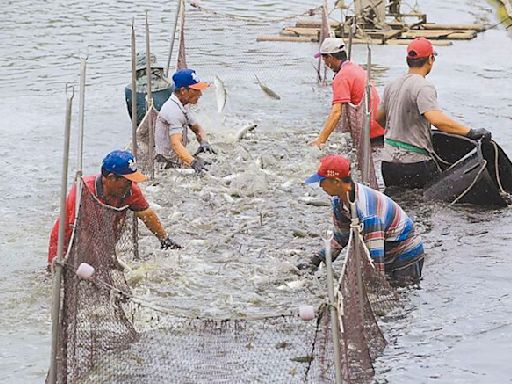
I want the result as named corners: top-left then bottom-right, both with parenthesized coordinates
top-left (309, 38), bottom-right (384, 147)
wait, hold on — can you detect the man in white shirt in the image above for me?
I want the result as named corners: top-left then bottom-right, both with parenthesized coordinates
top-left (155, 68), bottom-right (216, 173)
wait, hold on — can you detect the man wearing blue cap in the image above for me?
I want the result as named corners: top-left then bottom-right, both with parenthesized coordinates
top-left (48, 150), bottom-right (181, 266)
top-left (155, 68), bottom-right (216, 172)
top-left (299, 154), bottom-right (425, 286)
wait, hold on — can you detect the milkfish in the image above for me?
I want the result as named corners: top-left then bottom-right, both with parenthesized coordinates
top-left (254, 74), bottom-right (281, 100)
top-left (214, 75), bottom-right (227, 113)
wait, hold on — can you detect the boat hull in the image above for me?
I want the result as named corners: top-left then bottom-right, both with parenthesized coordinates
top-left (423, 131), bottom-right (512, 206)
top-left (125, 86), bottom-right (173, 125)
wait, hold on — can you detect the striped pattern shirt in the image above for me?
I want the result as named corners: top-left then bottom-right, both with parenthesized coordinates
top-left (326, 183), bottom-right (424, 272)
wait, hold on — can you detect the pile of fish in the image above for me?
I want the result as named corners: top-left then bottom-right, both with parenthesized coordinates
top-left (125, 124), bottom-right (356, 320)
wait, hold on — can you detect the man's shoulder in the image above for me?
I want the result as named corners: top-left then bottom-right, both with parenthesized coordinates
top-left (160, 97), bottom-right (184, 116)
top-left (336, 61), bottom-right (365, 79)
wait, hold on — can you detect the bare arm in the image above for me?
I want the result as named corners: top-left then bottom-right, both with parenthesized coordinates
top-left (170, 133), bottom-right (195, 165)
top-left (424, 110), bottom-right (470, 136)
top-left (136, 208), bottom-right (167, 241)
top-left (309, 103), bottom-right (343, 147)
top-left (376, 107), bottom-right (386, 128)
top-left (189, 124), bottom-right (206, 143)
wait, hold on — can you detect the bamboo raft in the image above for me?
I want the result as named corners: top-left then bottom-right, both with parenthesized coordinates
top-left (258, 16), bottom-right (487, 45)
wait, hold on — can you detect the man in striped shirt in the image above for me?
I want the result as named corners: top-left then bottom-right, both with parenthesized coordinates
top-left (300, 154), bottom-right (425, 286)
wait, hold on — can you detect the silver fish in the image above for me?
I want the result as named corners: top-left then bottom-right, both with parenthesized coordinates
top-left (214, 74), bottom-right (227, 113)
top-left (254, 74), bottom-right (281, 100)
top-left (236, 123), bottom-right (257, 141)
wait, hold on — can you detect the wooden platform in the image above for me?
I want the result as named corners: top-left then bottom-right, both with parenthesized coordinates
top-left (257, 16), bottom-right (486, 45)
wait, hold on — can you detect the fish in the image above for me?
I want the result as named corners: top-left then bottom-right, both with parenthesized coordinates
top-left (236, 123), bottom-right (257, 141)
top-left (214, 75), bottom-right (227, 113)
top-left (254, 74), bottom-right (281, 100)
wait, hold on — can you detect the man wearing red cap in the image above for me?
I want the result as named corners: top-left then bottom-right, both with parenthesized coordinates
top-left (300, 154), bottom-right (425, 286)
top-left (309, 38), bottom-right (385, 148)
top-left (376, 37), bottom-right (492, 189)
top-left (48, 150), bottom-right (182, 267)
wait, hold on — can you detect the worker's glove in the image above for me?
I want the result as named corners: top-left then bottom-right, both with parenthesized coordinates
top-left (195, 140), bottom-right (217, 155)
top-left (466, 128), bottom-right (492, 142)
top-left (160, 237), bottom-right (182, 250)
top-left (190, 157), bottom-right (211, 173)
top-left (155, 154), bottom-right (174, 169)
top-left (296, 253), bottom-right (323, 273)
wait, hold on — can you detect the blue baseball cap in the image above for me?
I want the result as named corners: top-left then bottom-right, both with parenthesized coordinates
top-left (172, 68), bottom-right (209, 90)
top-left (102, 150), bottom-right (146, 183)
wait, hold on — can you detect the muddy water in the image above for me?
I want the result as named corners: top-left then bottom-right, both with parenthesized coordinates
top-left (0, 0), bottom-right (511, 383)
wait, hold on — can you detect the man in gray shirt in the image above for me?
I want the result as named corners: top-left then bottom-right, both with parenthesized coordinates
top-left (376, 37), bottom-right (491, 189)
top-left (155, 68), bottom-right (216, 173)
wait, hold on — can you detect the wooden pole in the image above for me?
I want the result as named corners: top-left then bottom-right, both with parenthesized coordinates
top-left (48, 85), bottom-right (74, 384)
top-left (323, 230), bottom-right (344, 384)
top-left (165, 0), bottom-right (182, 78)
top-left (131, 19), bottom-right (140, 260)
top-left (145, 11), bottom-right (155, 180)
top-left (361, 44), bottom-right (372, 185)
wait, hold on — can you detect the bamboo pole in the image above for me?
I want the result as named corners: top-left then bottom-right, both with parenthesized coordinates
top-left (347, 19), bottom-right (354, 60)
top-left (48, 85), bottom-right (74, 384)
top-left (323, 230), bottom-right (344, 384)
top-left (145, 11), bottom-right (155, 180)
top-left (361, 44), bottom-right (372, 186)
top-left (74, 56), bottom-right (87, 222)
top-left (165, 0), bottom-right (183, 77)
top-left (348, 199), bottom-right (366, 326)
top-left (131, 19), bottom-right (140, 260)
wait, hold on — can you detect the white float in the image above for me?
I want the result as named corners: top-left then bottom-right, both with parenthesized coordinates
top-left (298, 305), bottom-right (315, 321)
top-left (76, 263), bottom-right (95, 280)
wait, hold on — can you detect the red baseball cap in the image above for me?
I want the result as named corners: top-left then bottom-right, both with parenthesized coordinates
top-left (305, 154), bottom-right (351, 184)
top-left (407, 37), bottom-right (435, 59)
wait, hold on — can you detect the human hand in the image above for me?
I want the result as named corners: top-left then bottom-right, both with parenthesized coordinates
top-left (296, 253), bottom-right (323, 273)
top-left (308, 138), bottom-right (325, 148)
top-left (466, 128), bottom-right (492, 141)
top-left (195, 140), bottom-right (217, 155)
top-left (190, 157), bottom-right (211, 173)
top-left (160, 237), bottom-right (182, 250)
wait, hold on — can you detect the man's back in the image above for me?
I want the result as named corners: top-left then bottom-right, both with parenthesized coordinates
top-left (382, 73), bottom-right (440, 153)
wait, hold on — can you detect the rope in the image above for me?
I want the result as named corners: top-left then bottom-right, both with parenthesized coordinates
top-left (492, 140), bottom-right (506, 194)
top-left (64, 263), bottom-right (297, 322)
top-left (186, 0), bottom-right (322, 24)
top-left (449, 161), bottom-right (487, 205)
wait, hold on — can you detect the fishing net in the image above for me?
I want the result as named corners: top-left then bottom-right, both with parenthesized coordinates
top-left (53, 181), bottom-right (138, 384)
top-left (50, 178), bottom-right (399, 383)
top-left (339, 100), bottom-right (378, 189)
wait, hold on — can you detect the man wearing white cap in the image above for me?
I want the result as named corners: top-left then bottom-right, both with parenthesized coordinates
top-left (309, 37), bottom-right (384, 147)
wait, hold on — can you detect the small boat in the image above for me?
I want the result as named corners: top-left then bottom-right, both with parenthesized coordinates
top-left (124, 53), bottom-right (174, 125)
top-left (424, 131), bottom-right (512, 206)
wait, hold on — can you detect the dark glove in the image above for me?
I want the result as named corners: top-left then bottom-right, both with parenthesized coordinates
top-left (195, 140), bottom-right (217, 155)
top-left (160, 237), bottom-right (182, 250)
top-left (190, 157), bottom-right (211, 173)
top-left (296, 254), bottom-right (323, 273)
top-left (466, 128), bottom-right (492, 141)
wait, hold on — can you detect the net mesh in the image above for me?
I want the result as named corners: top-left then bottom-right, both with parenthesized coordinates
top-left (51, 4), bottom-right (396, 383)
top-left (51, 180), bottom-right (399, 383)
